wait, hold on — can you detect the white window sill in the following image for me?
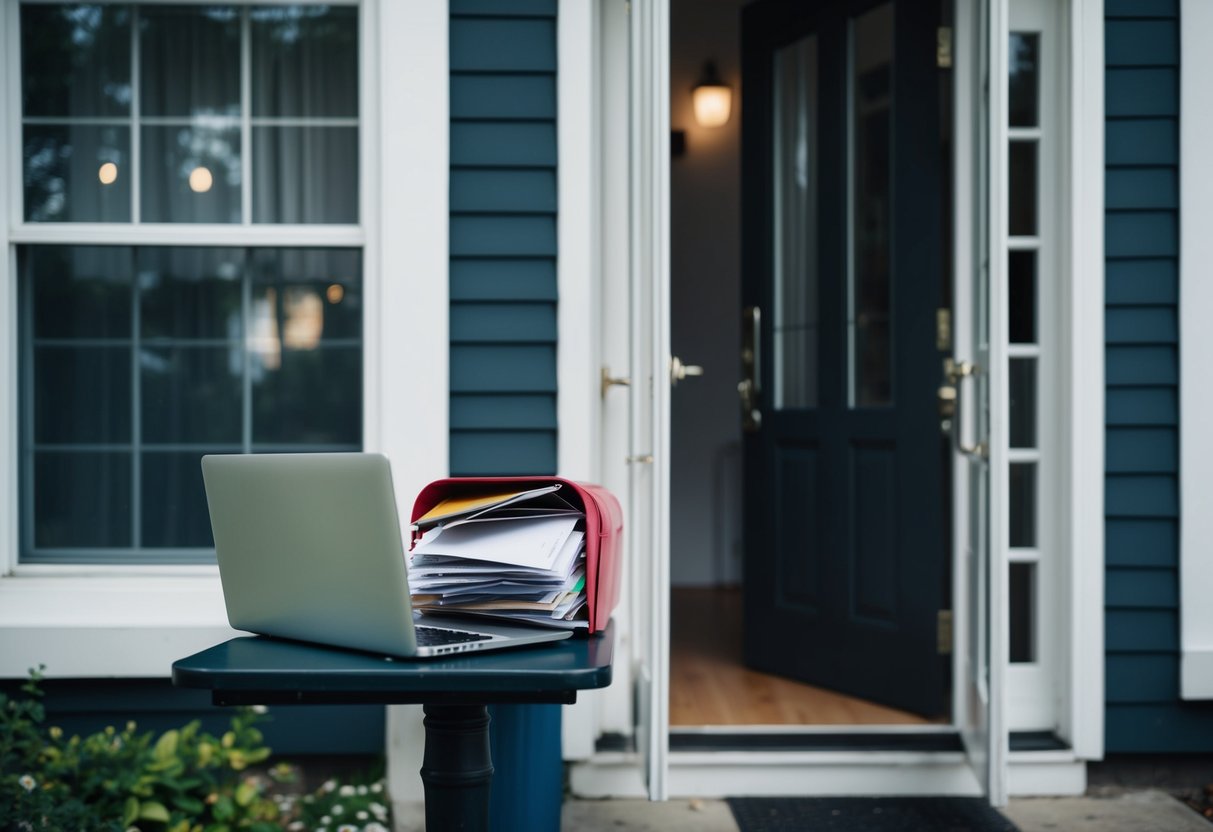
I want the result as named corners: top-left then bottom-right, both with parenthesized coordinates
top-left (0, 573), bottom-right (243, 679)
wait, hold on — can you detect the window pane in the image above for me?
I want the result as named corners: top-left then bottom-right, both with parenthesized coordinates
top-left (139, 247), bottom-right (244, 340)
top-left (1009, 462), bottom-right (1036, 548)
top-left (1009, 358), bottom-right (1037, 449)
top-left (1008, 250), bottom-right (1036, 343)
top-left (252, 347), bottom-right (362, 445)
top-left (142, 348), bottom-right (243, 443)
top-left (140, 5), bottom-right (241, 118)
top-left (1009, 562), bottom-right (1035, 663)
top-left (772, 34), bottom-right (819, 410)
top-left (22, 4), bottom-right (132, 117)
top-left (1008, 33), bottom-right (1039, 128)
top-left (252, 127), bottom-right (359, 224)
top-left (849, 3), bottom-right (894, 407)
top-left (141, 126), bottom-right (242, 223)
top-left (35, 346), bottom-right (131, 444)
top-left (34, 452), bottom-right (132, 548)
top-left (24, 124), bottom-right (131, 222)
top-left (251, 248), bottom-right (362, 338)
top-left (142, 451), bottom-right (223, 547)
top-left (251, 5), bottom-right (359, 118)
top-left (27, 245), bottom-right (133, 339)
top-left (1009, 141), bottom-right (1037, 237)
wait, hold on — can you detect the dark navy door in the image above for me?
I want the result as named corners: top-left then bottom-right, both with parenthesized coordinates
top-left (740, 0), bottom-right (948, 717)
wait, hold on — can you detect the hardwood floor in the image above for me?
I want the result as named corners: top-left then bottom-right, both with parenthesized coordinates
top-left (670, 587), bottom-right (938, 726)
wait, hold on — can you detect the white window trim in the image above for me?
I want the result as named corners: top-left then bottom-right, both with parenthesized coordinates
top-left (1180, 0), bottom-right (1213, 700)
top-left (0, 0), bottom-right (449, 679)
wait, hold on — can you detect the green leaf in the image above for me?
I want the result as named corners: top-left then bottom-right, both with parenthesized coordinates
top-left (123, 796), bottom-right (140, 825)
top-left (138, 801), bottom-right (171, 823)
top-left (234, 780), bottom-right (257, 807)
top-left (213, 795), bottom-right (236, 822)
top-left (154, 730), bottom-right (180, 763)
top-left (172, 794), bottom-right (206, 815)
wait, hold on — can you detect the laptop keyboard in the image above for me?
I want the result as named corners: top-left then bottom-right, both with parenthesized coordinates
top-left (415, 625), bottom-right (493, 647)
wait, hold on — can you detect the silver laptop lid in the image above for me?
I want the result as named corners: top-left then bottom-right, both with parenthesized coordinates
top-left (201, 452), bottom-right (420, 656)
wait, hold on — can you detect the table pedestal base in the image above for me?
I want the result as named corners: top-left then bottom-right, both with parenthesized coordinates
top-left (421, 703), bottom-right (494, 830)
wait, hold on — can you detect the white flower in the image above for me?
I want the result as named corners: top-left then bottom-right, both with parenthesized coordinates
top-left (339, 784), bottom-right (356, 797)
top-left (364, 823), bottom-right (389, 832)
top-left (321, 816), bottom-right (332, 825)
top-left (357, 785), bottom-right (368, 796)
top-left (370, 803), bottom-right (388, 821)
top-left (371, 782), bottom-right (383, 793)
top-left (323, 778), bottom-right (338, 792)
top-left (356, 811), bottom-right (368, 821)
top-left (288, 823), bottom-right (305, 831)
top-left (331, 805), bottom-right (344, 816)
top-left (18, 775), bottom-right (36, 792)
top-left (251, 704), bottom-right (268, 715)
top-left (337, 826), bottom-right (358, 832)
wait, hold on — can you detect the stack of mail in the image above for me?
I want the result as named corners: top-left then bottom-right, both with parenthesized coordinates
top-left (407, 484), bottom-right (590, 629)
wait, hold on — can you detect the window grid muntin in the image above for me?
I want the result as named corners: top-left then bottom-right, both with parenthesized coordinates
top-left (18, 2), bottom-right (360, 227)
top-left (18, 243), bottom-right (363, 564)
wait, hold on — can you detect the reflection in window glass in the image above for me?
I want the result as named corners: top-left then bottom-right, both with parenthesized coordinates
top-left (251, 5), bottom-right (359, 118)
top-left (1008, 33), bottom-right (1039, 128)
top-left (19, 245), bottom-right (363, 563)
top-left (141, 126), bottom-right (242, 223)
top-left (1009, 462), bottom-right (1037, 548)
top-left (22, 4), bottom-right (132, 117)
top-left (140, 6), bottom-right (241, 118)
top-left (24, 125), bottom-right (131, 222)
top-left (772, 34), bottom-right (819, 410)
top-left (1009, 359), bottom-right (1037, 448)
top-left (1008, 250), bottom-right (1036, 343)
top-left (849, 3), bottom-right (894, 407)
top-left (253, 127), bottom-right (360, 224)
top-left (1009, 562), bottom-right (1036, 662)
top-left (1009, 141), bottom-right (1037, 236)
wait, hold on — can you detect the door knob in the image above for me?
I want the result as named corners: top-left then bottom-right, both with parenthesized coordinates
top-left (670, 356), bottom-right (704, 386)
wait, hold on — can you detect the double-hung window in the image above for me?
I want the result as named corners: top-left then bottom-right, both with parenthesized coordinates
top-left (12, 2), bottom-right (363, 565)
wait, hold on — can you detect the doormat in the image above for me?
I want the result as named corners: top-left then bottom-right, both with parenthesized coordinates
top-left (726, 797), bottom-right (1019, 832)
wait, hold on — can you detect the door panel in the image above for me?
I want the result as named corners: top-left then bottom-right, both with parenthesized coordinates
top-left (741, 0), bottom-right (949, 718)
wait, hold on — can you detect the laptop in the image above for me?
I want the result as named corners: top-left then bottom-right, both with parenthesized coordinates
top-left (200, 453), bottom-right (572, 658)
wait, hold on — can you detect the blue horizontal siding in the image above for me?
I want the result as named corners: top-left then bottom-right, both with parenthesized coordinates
top-left (450, 216), bottom-right (557, 257)
top-left (1106, 345), bottom-right (1177, 385)
top-left (451, 170), bottom-right (557, 214)
top-left (1105, 211), bottom-right (1177, 258)
top-left (1106, 475), bottom-right (1178, 517)
top-left (1105, 259), bottom-right (1176, 305)
top-left (450, 431), bottom-right (559, 477)
top-left (450, 0), bottom-right (557, 17)
top-left (452, 75), bottom-right (556, 119)
top-left (1106, 609), bottom-right (1177, 653)
top-left (1106, 0), bottom-right (1177, 16)
top-left (451, 346), bottom-right (557, 394)
top-left (1106, 427), bottom-right (1177, 473)
top-left (449, 19), bottom-right (557, 72)
top-left (1105, 120), bottom-right (1177, 165)
top-left (452, 122), bottom-right (558, 167)
top-left (450, 394), bottom-right (557, 430)
top-left (1106, 387), bottom-right (1177, 426)
top-left (1105, 307), bottom-right (1176, 343)
top-left (1106, 655), bottom-right (1179, 703)
top-left (1105, 519), bottom-right (1177, 568)
top-left (451, 302), bottom-right (557, 343)
top-left (1105, 705), bottom-right (1213, 753)
top-left (1106, 169), bottom-right (1177, 210)
top-left (1105, 68), bottom-right (1178, 116)
top-left (1106, 568), bottom-right (1178, 608)
top-left (1105, 20), bottom-right (1178, 66)
top-left (451, 259), bottom-right (557, 301)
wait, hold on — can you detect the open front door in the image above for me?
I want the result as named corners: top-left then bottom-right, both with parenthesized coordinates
top-left (952, 0), bottom-right (1007, 806)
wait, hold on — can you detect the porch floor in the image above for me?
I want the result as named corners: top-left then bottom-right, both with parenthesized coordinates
top-left (670, 587), bottom-right (938, 726)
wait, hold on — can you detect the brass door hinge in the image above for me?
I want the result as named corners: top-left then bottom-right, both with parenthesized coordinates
top-left (937, 609), bottom-right (954, 655)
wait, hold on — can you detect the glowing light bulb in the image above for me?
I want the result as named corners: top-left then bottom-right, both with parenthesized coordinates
top-left (189, 166), bottom-right (214, 193)
top-left (326, 284), bottom-right (345, 304)
top-left (692, 85), bottom-right (732, 128)
top-left (98, 162), bottom-right (118, 185)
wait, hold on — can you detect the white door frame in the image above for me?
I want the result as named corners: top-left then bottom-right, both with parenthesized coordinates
top-left (564, 0), bottom-right (1104, 797)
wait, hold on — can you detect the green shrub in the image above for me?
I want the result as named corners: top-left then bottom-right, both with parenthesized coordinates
top-left (1, 668), bottom-right (283, 832)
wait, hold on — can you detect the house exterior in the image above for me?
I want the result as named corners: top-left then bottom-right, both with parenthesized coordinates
top-left (1, 0), bottom-right (1211, 811)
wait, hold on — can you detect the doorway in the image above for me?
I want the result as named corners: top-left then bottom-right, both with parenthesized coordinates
top-left (669, 0), bottom-right (953, 728)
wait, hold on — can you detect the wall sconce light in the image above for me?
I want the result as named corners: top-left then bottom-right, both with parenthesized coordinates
top-left (692, 61), bottom-right (732, 128)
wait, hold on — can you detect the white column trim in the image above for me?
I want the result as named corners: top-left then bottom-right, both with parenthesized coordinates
top-left (557, 0), bottom-right (602, 762)
top-left (1179, 0), bottom-right (1213, 700)
top-left (1062, 0), bottom-right (1105, 754)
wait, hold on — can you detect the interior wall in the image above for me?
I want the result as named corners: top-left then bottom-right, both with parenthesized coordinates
top-left (670, 0), bottom-right (746, 587)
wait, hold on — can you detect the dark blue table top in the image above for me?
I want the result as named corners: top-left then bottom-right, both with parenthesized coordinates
top-left (172, 622), bottom-right (614, 706)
